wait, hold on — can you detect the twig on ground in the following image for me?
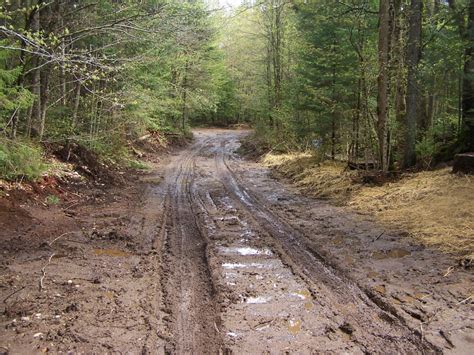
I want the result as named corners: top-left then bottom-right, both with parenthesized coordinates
top-left (2, 286), bottom-right (26, 304)
top-left (63, 201), bottom-right (81, 211)
top-left (39, 253), bottom-right (56, 291)
top-left (443, 266), bottom-right (455, 277)
top-left (458, 295), bottom-right (472, 305)
top-left (439, 329), bottom-right (455, 348)
top-left (419, 294), bottom-right (473, 340)
top-left (372, 231), bottom-right (385, 242)
top-left (48, 232), bottom-right (75, 246)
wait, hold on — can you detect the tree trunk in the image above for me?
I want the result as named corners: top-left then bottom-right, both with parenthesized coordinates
top-left (28, 9), bottom-right (41, 138)
top-left (461, 0), bottom-right (474, 151)
top-left (376, 0), bottom-right (391, 172)
top-left (273, 0), bottom-right (282, 109)
top-left (39, 68), bottom-right (50, 140)
top-left (72, 81), bottom-right (81, 128)
top-left (404, 0), bottom-right (423, 168)
top-left (181, 60), bottom-right (189, 132)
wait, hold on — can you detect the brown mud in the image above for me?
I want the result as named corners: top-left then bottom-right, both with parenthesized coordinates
top-left (1, 129), bottom-right (473, 354)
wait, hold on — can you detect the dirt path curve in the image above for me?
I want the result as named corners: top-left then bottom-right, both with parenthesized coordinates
top-left (159, 129), bottom-right (437, 353)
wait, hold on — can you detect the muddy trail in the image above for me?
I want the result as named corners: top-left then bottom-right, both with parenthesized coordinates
top-left (1, 129), bottom-right (473, 354)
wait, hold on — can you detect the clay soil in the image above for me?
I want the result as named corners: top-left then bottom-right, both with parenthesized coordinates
top-left (1, 129), bottom-right (473, 354)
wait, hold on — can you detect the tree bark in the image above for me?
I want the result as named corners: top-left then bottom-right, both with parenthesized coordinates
top-left (404, 0), bottom-right (423, 168)
top-left (461, 0), bottom-right (474, 151)
top-left (39, 68), bottom-right (50, 140)
top-left (72, 81), bottom-right (81, 128)
top-left (377, 0), bottom-right (391, 171)
top-left (27, 7), bottom-right (41, 138)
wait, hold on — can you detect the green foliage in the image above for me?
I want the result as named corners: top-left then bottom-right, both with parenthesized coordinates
top-left (45, 194), bottom-right (60, 205)
top-left (0, 138), bottom-right (47, 180)
top-left (0, 42), bottom-right (34, 130)
top-left (128, 159), bottom-right (150, 170)
top-left (416, 136), bottom-right (438, 169)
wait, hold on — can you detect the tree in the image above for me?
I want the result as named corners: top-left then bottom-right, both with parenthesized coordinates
top-left (404, 0), bottom-right (423, 167)
top-left (377, 0), bottom-right (391, 171)
top-left (461, 0), bottom-right (474, 151)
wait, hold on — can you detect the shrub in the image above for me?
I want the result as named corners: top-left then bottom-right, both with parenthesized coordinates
top-left (416, 135), bottom-right (437, 169)
top-left (0, 138), bottom-right (47, 180)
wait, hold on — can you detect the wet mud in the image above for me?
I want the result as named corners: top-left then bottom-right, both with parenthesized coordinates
top-left (1, 129), bottom-right (472, 354)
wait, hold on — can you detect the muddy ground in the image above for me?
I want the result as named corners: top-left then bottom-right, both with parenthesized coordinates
top-left (0, 129), bottom-right (473, 354)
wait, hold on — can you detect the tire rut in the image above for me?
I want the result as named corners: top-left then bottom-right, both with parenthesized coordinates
top-left (211, 134), bottom-right (438, 353)
top-left (159, 139), bottom-right (224, 354)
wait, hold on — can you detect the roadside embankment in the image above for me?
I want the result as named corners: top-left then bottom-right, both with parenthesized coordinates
top-left (262, 151), bottom-right (474, 260)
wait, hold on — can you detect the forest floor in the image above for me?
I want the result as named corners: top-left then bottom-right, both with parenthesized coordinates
top-left (0, 129), bottom-right (473, 354)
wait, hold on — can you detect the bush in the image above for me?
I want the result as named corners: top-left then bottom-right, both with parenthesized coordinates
top-left (0, 138), bottom-right (47, 180)
top-left (416, 135), bottom-right (437, 169)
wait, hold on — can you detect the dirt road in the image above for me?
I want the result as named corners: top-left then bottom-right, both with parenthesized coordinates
top-left (1, 129), bottom-right (472, 353)
top-left (155, 129), bottom-right (466, 353)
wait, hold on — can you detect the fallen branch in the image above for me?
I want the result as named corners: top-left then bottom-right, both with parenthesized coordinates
top-left (372, 232), bottom-right (385, 242)
top-left (443, 266), bottom-right (455, 277)
top-left (419, 294), bottom-right (473, 340)
top-left (2, 286), bottom-right (26, 304)
top-left (48, 232), bottom-right (75, 246)
top-left (39, 253), bottom-right (56, 291)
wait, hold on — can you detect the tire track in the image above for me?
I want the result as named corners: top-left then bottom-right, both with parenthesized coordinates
top-left (210, 132), bottom-right (438, 353)
top-left (159, 138), bottom-right (223, 354)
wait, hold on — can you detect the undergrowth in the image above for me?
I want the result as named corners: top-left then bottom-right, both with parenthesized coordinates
top-left (0, 138), bottom-right (47, 181)
top-left (263, 151), bottom-right (474, 258)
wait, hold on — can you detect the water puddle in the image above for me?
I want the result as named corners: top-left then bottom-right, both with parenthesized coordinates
top-left (373, 248), bottom-right (411, 259)
top-left (94, 248), bottom-right (130, 257)
top-left (396, 294), bottom-right (417, 304)
top-left (291, 289), bottom-right (311, 300)
top-left (414, 292), bottom-right (429, 300)
top-left (222, 262), bottom-right (270, 269)
top-left (332, 235), bottom-right (344, 246)
top-left (219, 247), bottom-right (272, 256)
top-left (288, 319), bottom-right (302, 335)
top-left (373, 285), bottom-right (386, 295)
top-left (219, 216), bottom-right (241, 225)
top-left (246, 296), bottom-right (272, 304)
top-left (103, 291), bottom-right (114, 299)
top-left (367, 271), bottom-right (380, 279)
top-left (255, 324), bottom-right (271, 331)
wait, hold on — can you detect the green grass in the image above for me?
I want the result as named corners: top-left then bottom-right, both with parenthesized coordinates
top-left (128, 159), bottom-right (151, 170)
top-left (45, 194), bottom-right (60, 205)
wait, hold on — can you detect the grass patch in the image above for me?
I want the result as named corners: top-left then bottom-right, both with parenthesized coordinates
top-left (45, 194), bottom-right (60, 205)
top-left (263, 151), bottom-right (474, 257)
top-left (349, 169), bottom-right (474, 258)
top-left (127, 159), bottom-right (151, 170)
top-left (263, 152), bottom-right (358, 204)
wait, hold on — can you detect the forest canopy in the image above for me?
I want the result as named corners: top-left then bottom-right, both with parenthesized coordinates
top-left (0, 0), bottom-right (473, 179)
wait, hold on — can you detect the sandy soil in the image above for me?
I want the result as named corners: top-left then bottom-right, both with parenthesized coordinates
top-left (1, 129), bottom-right (472, 354)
